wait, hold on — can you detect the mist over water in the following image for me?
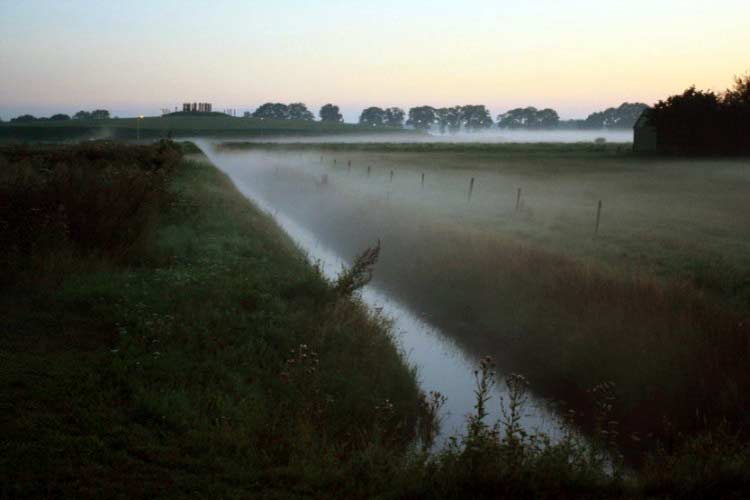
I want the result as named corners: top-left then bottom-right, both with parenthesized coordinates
top-left (218, 128), bottom-right (633, 144)
top-left (197, 141), bottom-right (570, 444)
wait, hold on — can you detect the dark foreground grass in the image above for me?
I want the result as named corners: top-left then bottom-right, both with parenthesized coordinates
top-left (0, 143), bottom-right (423, 498)
top-left (2, 142), bottom-right (748, 499)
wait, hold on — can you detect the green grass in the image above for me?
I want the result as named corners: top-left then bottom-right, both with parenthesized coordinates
top-left (206, 143), bottom-right (750, 469)
top-left (0, 144), bottom-right (423, 498)
top-left (3, 142), bottom-right (749, 498)
top-left (0, 116), bottom-right (418, 142)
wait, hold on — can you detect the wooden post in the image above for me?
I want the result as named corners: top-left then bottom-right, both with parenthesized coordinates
top-left (468, 177), bottom-right (475, 201)
top-left (595, 200), bottom-right (602, 236)
top-left (515, 188), bottom-right (522, 212)
top-left (421, 172), bottom-right (425, 189)
top-left (367, 165), bottom-right (371, 177)
top-left (390, 170), bottom-right (394, 183)
top-left (333, 159), bottom-right (337, 165)
top-left (348, 160), bottom-right (351, 172)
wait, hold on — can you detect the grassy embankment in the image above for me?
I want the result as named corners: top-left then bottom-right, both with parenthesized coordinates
top-left (3, 141), bottom-right (748, 498)
top-left (212, 142), bottom-right (750, 474)
top-left (0, 142), bottom-right (425, 498)
top-left (0, 115), bottom-right (418, 142)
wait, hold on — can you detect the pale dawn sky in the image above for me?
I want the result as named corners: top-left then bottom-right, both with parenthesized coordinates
top-left (1, 0), bottom-right (748, 121)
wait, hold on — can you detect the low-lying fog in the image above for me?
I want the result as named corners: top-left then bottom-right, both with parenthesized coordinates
top-left (230, 128), bottom-right (633, 144)
top-left (197, 140), bottom-right (750, 445)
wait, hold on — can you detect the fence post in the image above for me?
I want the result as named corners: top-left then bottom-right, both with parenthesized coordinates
top-left (348, 160), bottom-right (351, 172)
top-left (595, 200), bottom-right (602, 236)
top-left (421, 172), bottom-right (425, 189)
top-left (468, 177), bottom-right (475, 201)
top-left (367, 165), bottom-right (371, 178)
top-left (390, 170), bottom-right (394, 183)
top-left (515, 188), bottom-right (522, 212)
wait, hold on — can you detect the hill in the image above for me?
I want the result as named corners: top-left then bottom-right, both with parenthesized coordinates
top-left (0, 115), bottom-right (415, 142)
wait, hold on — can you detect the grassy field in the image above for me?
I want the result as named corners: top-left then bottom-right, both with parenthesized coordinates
top-left (0, 142), bottom-right (426, 498)
top-left (0, 115), bottom-right (417, 142)
top-left (210, 142), bottom-right (750, 470)
top-left (3, 140), bottom-right (749, 498)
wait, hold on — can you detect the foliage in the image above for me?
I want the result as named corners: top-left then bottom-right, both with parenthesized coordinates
top-left (648, 74), bottom-right (750, 154)
top-left (0, 145), bottom-right (423, 498)
top-left (583, 102), bottom-right (647, 129)
top-left (50, 113), bottom-right (71, 121)
top-left (0, 141), bottom-right (181, 279)
top-left (319, 103), bottom-right (344, 123)
top-left (359, 106), bottom-right (386, 127)
top-left (10, 114), bottom-right (37, 123)
top-left (91, 109), bottom-right (110, 119)
top-left (288, 102), bottom-right (315, 121)
top-left (384, 107), bottom-right (406, 127)
top-left (407, 105), bottom-right (437, 130)
top-left (253, 102), bottom-right (290, 120)
top-left (497, 106), bottom-right (559, 129)
top-left (460, 105), bottom-right (494, 130)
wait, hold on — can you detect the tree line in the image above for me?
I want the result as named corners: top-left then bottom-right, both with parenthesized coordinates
top-left (243, 101), bottom-right (647, 131)
top-left (247, 103), bottom-right (344, 123)
top-left (8, 109), bottom-right (111, 123)
top-left (645, 74), bottom-right (750, 155)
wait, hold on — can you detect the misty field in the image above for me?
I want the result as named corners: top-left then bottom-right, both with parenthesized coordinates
top-left (211, 142), bottom-right (750, 463)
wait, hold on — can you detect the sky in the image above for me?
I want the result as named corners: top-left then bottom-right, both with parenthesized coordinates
top-left (1, 0), bottom-right (749, 122)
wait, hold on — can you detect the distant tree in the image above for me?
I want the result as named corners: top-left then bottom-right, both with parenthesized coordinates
top-left (497, 107), bottom-right (535, 129)
top-left (288, 102), bottom-right (314, 121)
top-left (50, 113), bottom-right (71, 121)
top-left (497, 107), bottom-right (559, 129)
top-left (461, 105), bottom-right (494, 131)
top-left (359, 107), bottom-right (386, 127)
top-left (319, 104), bottom-right (343, 123)
top-left (384, 107), bottom-right (405, 128)
top-left (91, 109), bottom-right (110, 120)
top-left (583, 103), bottom-right (647, 129)
top-left (73, 110), bottom-right (91, 120)
top-left (10, 114), bottom-right (37, 123)
top-left (536, 108), bottom-right (560, 128)
top-left (253, 103), bottom-right (290, 120)
top-left (243, 111), bottom-right (252, 118)
top-left (406, 106), bottom-right (437, 130)
top-left (434, 106), bottom-right (462, 134)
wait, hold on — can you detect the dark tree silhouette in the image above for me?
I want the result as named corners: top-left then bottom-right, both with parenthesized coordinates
top-left (497, 107), bottom-right (558, 129)
top-left (583, 103), bottom-right (647, 129)
top-left (73, 110), bottom-right (91, 120)
top-left (461, 105), bottom-right (494, 131)
top-left (384, 107), bottom-right (405, 128)
top-left (359, 107), bottom-right (386, 127)
top-left (407, 106), bottom-right (437, 130)
top-left (288, 103), bottom-right (314, 121)
top-left (50, 113), bottom-right (71, 121)
top-left (91, 109), bottom-right (110, 120)
top-left (435, 107), bottom-right (462, 133)
top-left (10, 114), bottom-right (37, 123)
top-left (253, 103), bottom-right (290, 120)
top-left (319, 104), bottom-right (343, 123)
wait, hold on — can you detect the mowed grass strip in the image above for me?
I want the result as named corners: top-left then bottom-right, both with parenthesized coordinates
top-left (0, 144), bottom-right (421, 499)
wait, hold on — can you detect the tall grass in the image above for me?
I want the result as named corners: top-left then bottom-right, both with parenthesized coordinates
top-left (234, 159), bottom-right (750, 458)
top-left (0, 141), bottom-right (181, 286)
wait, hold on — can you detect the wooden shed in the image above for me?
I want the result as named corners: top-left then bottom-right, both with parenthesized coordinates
top-left (633, 110), bottom-right (658, 153)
